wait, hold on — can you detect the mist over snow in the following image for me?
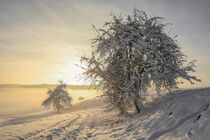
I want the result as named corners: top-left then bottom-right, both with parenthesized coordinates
top-left (0, 88), bottom-right (210, 140)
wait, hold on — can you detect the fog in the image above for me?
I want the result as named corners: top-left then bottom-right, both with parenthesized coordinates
top-left (0, 87), bottom-right (100, 117)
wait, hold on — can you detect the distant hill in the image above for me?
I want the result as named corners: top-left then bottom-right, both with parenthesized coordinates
top-left (0, 84), bottom-right (99, 89)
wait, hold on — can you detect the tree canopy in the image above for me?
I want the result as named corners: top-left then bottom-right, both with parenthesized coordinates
top-left (81, 9), bottom-right (200, 113)
top-left (42, 81), bottom-right (72, 113)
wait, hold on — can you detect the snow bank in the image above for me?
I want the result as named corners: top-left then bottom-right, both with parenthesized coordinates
top-left (0, 88), bottom-right (209, 140)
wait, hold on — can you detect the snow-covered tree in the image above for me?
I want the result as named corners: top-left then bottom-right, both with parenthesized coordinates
top-left (81, 9), bottom-right (200, 114)
top-left (42, 81), bottom-right (72, 113)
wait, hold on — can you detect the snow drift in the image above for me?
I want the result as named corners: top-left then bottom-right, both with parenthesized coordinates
top-left (0, 88), bottom-right (210, 140)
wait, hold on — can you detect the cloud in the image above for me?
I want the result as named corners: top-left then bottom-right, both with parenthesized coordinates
top-left (0, 0), bottom-right (209, 86)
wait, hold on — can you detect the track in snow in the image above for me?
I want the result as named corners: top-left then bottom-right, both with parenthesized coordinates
top-left (19, 112), bottom-right (91, 140)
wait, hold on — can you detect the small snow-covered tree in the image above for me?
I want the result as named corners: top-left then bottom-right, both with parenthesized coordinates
top-left (42, 81), bottom-right (72, 113)
top-left (81, 9), bottom-right (200, 114)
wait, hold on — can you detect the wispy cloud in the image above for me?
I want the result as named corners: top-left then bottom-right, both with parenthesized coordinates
top-left (0, 0), bottom-right (209, 86)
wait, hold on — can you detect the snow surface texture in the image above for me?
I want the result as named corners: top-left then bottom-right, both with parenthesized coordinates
top-left (0, 88), bottom-right (210, 140)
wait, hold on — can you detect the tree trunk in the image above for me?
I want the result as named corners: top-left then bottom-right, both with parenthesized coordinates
top-left (134, 98), bottom-right (144, 113)
top-left (134, 99), bottom-right (141, 113)
top-left (133, 89), bottom-right (145, 113)
top-left (127, 44), bottom-right (145, 113)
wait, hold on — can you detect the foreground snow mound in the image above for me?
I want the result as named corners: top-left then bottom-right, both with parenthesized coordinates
top-left (0, 88), bottom-right (210, 140)
top-left (138, 88), bottom-right (210, 140)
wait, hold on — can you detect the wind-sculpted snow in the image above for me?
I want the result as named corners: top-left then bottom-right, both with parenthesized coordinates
top-left (0, 88), bottom-right (210, 140)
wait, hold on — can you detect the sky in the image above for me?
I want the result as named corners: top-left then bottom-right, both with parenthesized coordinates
top-left (0, 0), bottom-right (209, 87)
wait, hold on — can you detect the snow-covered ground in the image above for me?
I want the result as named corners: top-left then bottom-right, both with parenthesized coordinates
top-left (0, 88), bottom-right (210, 140)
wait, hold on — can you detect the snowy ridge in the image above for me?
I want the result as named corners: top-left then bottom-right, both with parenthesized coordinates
top-left (0, 88), bottom-right (210, 140)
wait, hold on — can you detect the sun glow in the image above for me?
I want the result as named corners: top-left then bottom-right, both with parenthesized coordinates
top-left (50, 61), bottom-right (87, 85)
